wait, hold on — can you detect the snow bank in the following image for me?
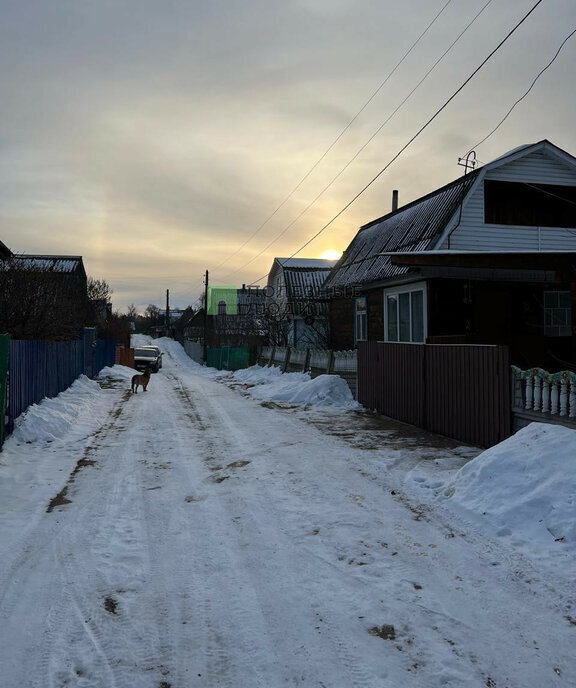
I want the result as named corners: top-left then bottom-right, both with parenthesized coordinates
top-left (237, 367), bottom-right (360, 410)
top-left (154, 337), bottom-right (224, 378)
top-left (232, 364), bottom-right (306, 386)
top-left (447, 423), bottom-right (576, 551)
top-left (11, 375), bottom-right (104, 444)
top-left (98, 364), bottom-right (136, 381)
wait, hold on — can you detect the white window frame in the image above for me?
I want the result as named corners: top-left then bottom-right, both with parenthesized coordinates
top-left (383, 281), bottom-right (428, 343)
top-left (354, 296), bottom-right (368, 343)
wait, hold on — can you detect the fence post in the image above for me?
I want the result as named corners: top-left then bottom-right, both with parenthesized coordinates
top-left (283, 347), bottom-right (291, 373)
top-left (267, 347), bottom-right (276, 367)
top-left (303, 349), bottom-right (311, 373)
top-left (326, 350), bottom-right (334, 374)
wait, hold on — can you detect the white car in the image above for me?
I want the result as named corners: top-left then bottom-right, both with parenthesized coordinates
top-left (140, 345), bottom-right (163, 369)
top-left (133, 346), bottom-right (162, 373)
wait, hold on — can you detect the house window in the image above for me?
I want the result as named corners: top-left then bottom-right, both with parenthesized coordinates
top-left (484, 180), bottom-right (576, 227)
top-left (384, 283), bottom-right (426, 343)
top-left (355, 297), bottom-right (367, 343)
top-left (543, 290), bottom-right (572, 337)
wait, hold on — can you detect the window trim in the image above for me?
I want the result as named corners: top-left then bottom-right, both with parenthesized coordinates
top-left (354, 296), bottom-right (368, 343)
top-left (383, 281), bottom-right (428, 344)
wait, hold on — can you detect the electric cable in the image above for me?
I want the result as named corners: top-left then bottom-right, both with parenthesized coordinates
top-left (209, 0), bottom-right (454, 274)
top-left (220, 0), bottom-right (494, 283)
top-left (466, 27), bottom-right (576, 154)
top-left (246, 0), bottom-right (545, 282)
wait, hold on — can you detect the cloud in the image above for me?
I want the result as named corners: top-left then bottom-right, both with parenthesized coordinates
top-left (0, 0), bottom-right (575, 309)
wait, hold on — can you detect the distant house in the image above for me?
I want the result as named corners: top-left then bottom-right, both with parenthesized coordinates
top-left (185, 286), bottom-right (267, 350)
top-left (265, 257), bottom-right (337, 348)
top-left (325, 140), bottom-right (576, 370)
top-left (0, 254), bottom-right (90, 340)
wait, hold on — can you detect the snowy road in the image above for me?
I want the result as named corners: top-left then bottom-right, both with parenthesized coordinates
top-left (0, 342), bottom-right (574, 687)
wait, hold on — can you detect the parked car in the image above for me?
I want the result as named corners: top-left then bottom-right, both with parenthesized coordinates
top-left (140, 345), bottom-right (163, 369)
top-left (133, 347), bottom-right (162, 373)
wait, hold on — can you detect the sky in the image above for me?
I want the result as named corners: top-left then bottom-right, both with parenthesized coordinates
top-left (1, 0), bottom-right (575, 312)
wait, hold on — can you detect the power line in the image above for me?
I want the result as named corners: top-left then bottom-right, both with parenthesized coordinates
top-left (209, 0), bottom-right (454, 273)
top-left (220, 0), bottom-right (494, 283)
top-left (249, 0), bottom-right (545, 281)
top-left (467, 26), bottom-right (576, 153)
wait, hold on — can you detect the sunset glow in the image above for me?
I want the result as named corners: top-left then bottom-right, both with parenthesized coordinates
top-left (319, 250), bottom-right (342, 261)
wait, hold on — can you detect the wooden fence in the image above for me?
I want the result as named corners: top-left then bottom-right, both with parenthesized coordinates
top-left (358, 342), bottom-right (510, 448)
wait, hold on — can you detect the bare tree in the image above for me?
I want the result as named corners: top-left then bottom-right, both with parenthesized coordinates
top-left (87, 277), bottom-right (113, 303)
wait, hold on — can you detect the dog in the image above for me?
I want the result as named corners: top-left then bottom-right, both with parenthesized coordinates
top-left (131, 367), bottom-right (152, 393)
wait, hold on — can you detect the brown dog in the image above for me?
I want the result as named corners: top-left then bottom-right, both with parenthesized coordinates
top-left (131, 367), bottom-right (152, 393)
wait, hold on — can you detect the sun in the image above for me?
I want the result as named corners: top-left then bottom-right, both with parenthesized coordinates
top-left (319, 249), bottom-right (341, 261)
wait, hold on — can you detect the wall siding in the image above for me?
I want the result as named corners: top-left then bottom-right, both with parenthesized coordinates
top-left (440, 150), bottom-right (576, 251)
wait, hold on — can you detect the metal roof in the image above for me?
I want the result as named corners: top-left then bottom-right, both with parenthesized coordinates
top-left (10, 254), bottom-right (86, 276)
top-left (324, 172), bottom-right (479, 289)
top-left (275, 258), bottom-right (337, 269)
top-left (283, 267), bottom-right (332, 298)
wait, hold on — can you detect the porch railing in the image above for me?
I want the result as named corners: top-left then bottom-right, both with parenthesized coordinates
top-left (512, 366), bottom-right (576, 419)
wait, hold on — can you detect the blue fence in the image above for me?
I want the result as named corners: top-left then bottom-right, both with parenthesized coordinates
top-left (5, 329), bottom-right (116, 435)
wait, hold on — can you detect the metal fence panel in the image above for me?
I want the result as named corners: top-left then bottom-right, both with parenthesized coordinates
top-left (358, 342), bottom-right (510, 447)
top-left (6, 333), bottom-right (117, 437)
top-left (0, 335), bottom-right (9, 449)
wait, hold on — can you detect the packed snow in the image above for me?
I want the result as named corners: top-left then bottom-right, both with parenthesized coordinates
top-left (0, 336), bottom-right (574, 687)
top-left (230, 364), bottom-right (360, 410)
top-left (446, 422), bottom-right (576, 569)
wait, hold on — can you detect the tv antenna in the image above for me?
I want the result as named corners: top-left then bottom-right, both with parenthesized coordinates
top-left (458, 150), bottom-right (477, 174)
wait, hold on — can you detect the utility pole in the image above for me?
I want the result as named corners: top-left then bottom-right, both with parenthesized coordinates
top-left (165, 289), bottom-right (170, 336)
top-left (203, 270), bottom-right (209, 364)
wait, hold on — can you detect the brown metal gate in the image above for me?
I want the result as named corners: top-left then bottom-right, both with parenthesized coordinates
top-left (358, 342), bottom-right (510, 447)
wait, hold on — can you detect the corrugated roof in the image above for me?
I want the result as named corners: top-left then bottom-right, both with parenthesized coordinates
top-left (10, 254), bottom-right (85, 275)
top-left (324, 172), bottom-right (479, 289)
top-left (284, 267), bottom-right (332, 298)
top-left (276, 258), bottom-right (337, 269)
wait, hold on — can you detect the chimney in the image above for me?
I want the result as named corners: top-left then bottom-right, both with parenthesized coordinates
top-left (392, 189), bottom-right (399, 212)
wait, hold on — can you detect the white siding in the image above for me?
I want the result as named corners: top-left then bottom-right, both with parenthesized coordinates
top-left (439, 150), bottom-right (576, 251)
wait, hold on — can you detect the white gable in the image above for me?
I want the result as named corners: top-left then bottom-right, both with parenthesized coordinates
top-left (437, 147), bottom-right (576, 252)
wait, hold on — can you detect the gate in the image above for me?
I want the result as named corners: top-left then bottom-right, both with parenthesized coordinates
top-left (358, 342), bottom-right (510, 447)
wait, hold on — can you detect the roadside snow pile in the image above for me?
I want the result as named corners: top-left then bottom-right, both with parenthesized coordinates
top-left (232, 364), bottom-right (308, 386)
top-left (447, 422), bottom-right (576, 559)
top-left (154, 336), bottom-right (224, 378)
top-left (11, 375), bottom-right (104, 444)
top-left (239, 367), bottom-right (360, 410)
top-left (98, 364), bottom-right (136, 382)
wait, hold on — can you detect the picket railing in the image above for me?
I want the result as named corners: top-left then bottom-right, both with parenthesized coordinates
top-left (259, 346), bottom-right (357, 375)
top-left (511, 366), bottom-right (576, 419)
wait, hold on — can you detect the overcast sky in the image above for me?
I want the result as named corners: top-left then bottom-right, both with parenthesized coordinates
top-left (1, 0), bottom-right (575, 311)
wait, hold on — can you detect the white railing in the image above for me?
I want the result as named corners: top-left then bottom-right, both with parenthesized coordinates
top-left (258, 346), bottom-right (357, 374)
top-left (512, 366), bottom-right (576, 419)
top-left (273, 346), bottom-right (287, 363)
top-left (333, 350), bottom-right (358, 373)
top-left (309, 350), bottom-right (329, 370)
top-left (289, 348), bottom-right (307, 366)
top-left (260, 345), bottom-right (273, 361)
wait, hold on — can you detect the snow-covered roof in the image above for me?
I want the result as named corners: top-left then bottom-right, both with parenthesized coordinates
top-left (275, 258), bottom-right (338, 270)
top-left (325, 172), bottom-right (478, 289)
top-left (325, 139), bottom-right (576, 290)
top-left (9, 254), bottom-right (86, 276)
